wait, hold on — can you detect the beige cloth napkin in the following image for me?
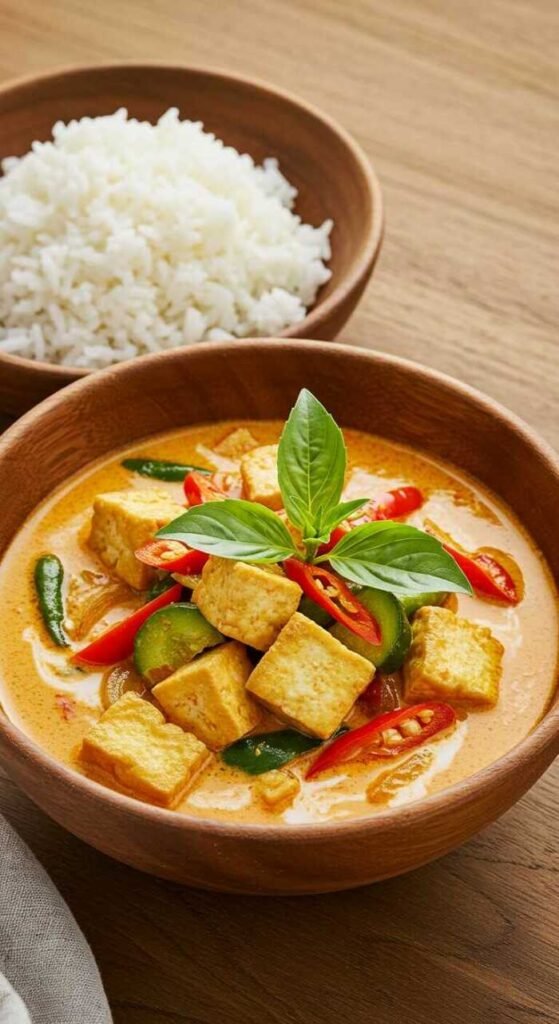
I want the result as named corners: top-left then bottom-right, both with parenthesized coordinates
top-left (0, 814), bottom-right (112, 1023)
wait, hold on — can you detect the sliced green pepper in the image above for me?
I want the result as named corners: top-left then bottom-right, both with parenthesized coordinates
top-left (221, 729), bottom-right (322, 775)
top-left (121, 458), bottom-right (211, 482)
top-left (34, 554), bottom-right (69, 647)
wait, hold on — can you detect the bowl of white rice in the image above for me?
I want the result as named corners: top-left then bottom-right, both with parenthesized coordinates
top-left (0, 63), bottom-right (383, 414)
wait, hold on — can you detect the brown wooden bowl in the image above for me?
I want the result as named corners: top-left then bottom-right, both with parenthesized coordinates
top-left (0, 63), bottom-right (383, 416)
top-left (1, 340), bottom-right (558, 894)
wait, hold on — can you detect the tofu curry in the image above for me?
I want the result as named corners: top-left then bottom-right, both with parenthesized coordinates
top-left (0, 390), bottom-right (557, 825)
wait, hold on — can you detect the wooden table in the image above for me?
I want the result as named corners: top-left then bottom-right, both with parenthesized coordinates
top-left (1, 1), bottom-right (558, 1021)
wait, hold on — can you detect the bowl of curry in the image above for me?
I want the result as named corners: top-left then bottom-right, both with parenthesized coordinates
top-left (0, 339), bottom-right (558, 894)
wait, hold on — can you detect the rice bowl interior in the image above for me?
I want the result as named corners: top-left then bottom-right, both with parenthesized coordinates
top-left (0, 108), bottom-right (333, 368)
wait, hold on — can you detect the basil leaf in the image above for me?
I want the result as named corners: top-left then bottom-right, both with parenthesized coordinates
top-left (277, 389), bottom-right (346, 535)
top-left (157, 499), bottom-right (298, 563)
top-left (221, 730), bottom-right (322, 775)
top-left (326, 521), bottom-right (472, 596)
top-left (315, 497), bottom-right (370, 539)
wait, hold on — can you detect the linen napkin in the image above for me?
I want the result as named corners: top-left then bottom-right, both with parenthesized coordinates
top-left (0, 813), bottom-right (112, 1024)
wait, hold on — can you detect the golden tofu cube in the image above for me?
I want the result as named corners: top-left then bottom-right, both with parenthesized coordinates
top-left (193, 557), bottom-right (301, 651)
top-left (240, 444), bottom-right (282, 510)
top-left (254, 769), bottom-right (300, 810)
top-left (403, 606), bottom-right (503, 707)
top-left (214, 427), bottom-right (258, 459)
top-left (89, 488), bottom-right (184, 590)
top-left (152, 641), bottom-right (260, 749)
top-left (80, 691), bottom-right (209, 807)
top-left (277, 509), bottom-right (303, 549)
top-left (247, 612), bottom-right (373, 738)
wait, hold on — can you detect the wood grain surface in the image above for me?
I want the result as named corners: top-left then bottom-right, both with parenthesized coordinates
top-left (0, 0), bottom-right (558, 1021)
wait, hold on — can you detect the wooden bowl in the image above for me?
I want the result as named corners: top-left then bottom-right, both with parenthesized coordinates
top-left (0, 63), bottom-right (383, 416)
top-left (1, 339), bottom-right (558, 894)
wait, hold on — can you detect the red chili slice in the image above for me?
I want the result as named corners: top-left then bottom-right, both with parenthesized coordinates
top-left (283, 558), bottom-right (381, 645)
top-left (443, 545), bottom-right (518, 605)
top-left (306, 702), bottom-right (456, 778)
top-left (73, 583), bottom-right (182, 666)
top-left (323, 485), bottom-right (425, 552)
top-left (135, 539), bottom-right (209, 575)
top-left (365, 485), bottom-right (424, 522)
top-left (184, 471), bottom-right (228, 506)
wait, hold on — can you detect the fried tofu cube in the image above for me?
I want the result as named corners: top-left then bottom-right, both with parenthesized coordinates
top-left (247, 612), bottom-right (373, 738)
top-left (254, 769), bottom-right (300, 811)
top-left (152, 641), bottom-right (260, 749)
top-left (240, 444), bottom-right (282, 510)
top-left (80, 691), bottom-right (209, 807)
top-left (89, 488), bottom-right (184, 590)
top-left (403, 606), bottom-right (503, 707)
top-left (214, 427), bottom-right (258, 459)
top-left (193, 557), bottom-right (301, 651)
top-left (277, 509), bottom-right (303, 549)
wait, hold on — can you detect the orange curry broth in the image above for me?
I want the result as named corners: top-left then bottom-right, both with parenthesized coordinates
top-left (0, 421), bottom-right (557, 824)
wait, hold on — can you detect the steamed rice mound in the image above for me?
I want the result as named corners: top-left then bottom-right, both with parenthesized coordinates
top-left (0, 108), bottom-right (332, 368)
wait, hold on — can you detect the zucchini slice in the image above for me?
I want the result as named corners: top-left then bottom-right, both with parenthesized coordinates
top-left (400, 591), bottom-right (448, 618)
top-left (298, 594), bottom-right (333, 629)
top-left (134, 602), bottom-right (223, 685)
top-left (330, 588), bottom-right (411, 672)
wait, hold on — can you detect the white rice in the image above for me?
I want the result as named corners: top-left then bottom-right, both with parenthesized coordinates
top-left (0, 108), bottom-right (333, 368)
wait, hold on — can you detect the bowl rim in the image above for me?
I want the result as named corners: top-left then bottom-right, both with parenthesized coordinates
top-left (0, 60), bottom-right (384, 378)
top-left (0, 337), bottom-right (558, 841)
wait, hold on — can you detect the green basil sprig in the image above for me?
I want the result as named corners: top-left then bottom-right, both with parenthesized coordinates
top-left (157, 389), bottom-right (472, 598)
top-left (158, 499), bottom-right (298, 563)
top-left (278, 389), bottom-right (357, 538)
top-left (315, 498), bottom-right (371, 541)
top-left (321, 521), bottom-right (470, 596)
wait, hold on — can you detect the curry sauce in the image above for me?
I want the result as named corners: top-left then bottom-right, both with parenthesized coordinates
top-left (0, 420), bottom-right (557, 824)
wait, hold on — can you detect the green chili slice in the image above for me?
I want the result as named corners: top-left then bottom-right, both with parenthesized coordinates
top-left (34, 555), bottom-right (69, 647)
top-left (121, 459), bottom-right (210, 482)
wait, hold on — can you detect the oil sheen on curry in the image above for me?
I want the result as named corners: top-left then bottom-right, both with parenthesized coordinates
top-left (0, 391), bottom-right (557, 825)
